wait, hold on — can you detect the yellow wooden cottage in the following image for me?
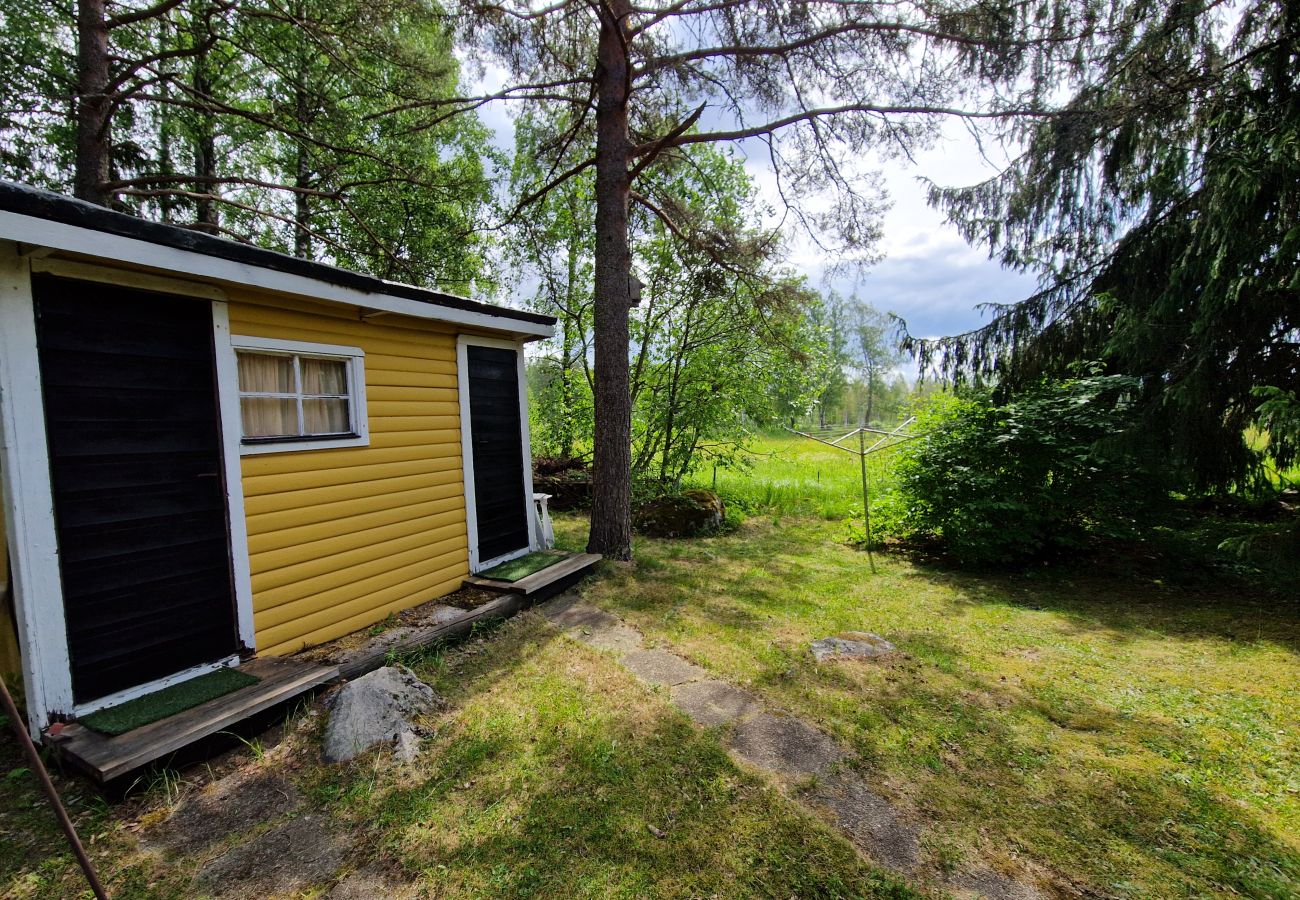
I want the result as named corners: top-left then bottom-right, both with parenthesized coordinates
top-left (0, 182), bottom-right (558, 745)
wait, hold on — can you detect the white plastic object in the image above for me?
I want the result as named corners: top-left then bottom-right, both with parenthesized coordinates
top-left (533, 492), bottom-right (555, 549)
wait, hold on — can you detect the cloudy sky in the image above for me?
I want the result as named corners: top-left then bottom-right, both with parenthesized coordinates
top-left (476, 90), bottom-right (1037, 352)
top-left (735, 122), bottom-right (1038, 345)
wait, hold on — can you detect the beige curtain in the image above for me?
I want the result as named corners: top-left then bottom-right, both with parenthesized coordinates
top-left (301, 358), bottom-right (346, 394)
top-left (303, 398), bottom-right (350, 433)
top-left (238, 352), bottom-right (297, 438)
top-left (237, 352), bottom-right (293, 392)
top-left (236, 351), bottom-right (350, 438)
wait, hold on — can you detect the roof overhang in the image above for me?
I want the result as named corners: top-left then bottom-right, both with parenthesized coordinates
top-left (0, 183), bottom-right (554, 341)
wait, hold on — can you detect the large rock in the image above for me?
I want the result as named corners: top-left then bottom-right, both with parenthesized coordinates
top-left (633, 489), bottom-right (725, 537)
top-left (810, 632), bottom-right (895, 661)
top-left (322, 666), bottom-right (439, 764)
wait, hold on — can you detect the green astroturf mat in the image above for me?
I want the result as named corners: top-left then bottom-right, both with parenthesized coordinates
top-left (477, 551), bottom-right (566, 582)
top-left (80, 666), bottom-right (260, 736)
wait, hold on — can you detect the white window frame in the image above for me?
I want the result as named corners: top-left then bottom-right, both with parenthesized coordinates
top-left (228, 336), bottom-right (369, 455)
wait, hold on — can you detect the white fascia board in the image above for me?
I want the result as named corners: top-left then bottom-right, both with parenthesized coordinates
top-left (0, 210), bottom-right (555, 340)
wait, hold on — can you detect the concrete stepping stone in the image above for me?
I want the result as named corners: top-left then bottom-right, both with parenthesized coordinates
top-left (622, 649), bottom-right (707, 686)
top-left (574, 621), bottom-right (644, 654)
top-left (541, 599), bottom-right (619, 630)
top-left (804, 772), bottom-right (922, 875)
top-left (811, 632), bottom-right (895, 661)
top-left (197, 814), bottom-right (349, 898)
top-left (727, 712), bottom-right (846, 777)
top-left (544, 598), bottom-right (644, 654)
top-left (328, 866), bottom-right (417, 899)
top-left (950, 867), bottom-right (1046, 900)
top-left (670, 680), bottom-right (762, 727)
top-left (148, 770), bottom-right (301, 855)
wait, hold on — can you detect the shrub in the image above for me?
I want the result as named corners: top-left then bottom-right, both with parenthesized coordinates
top-left (878, 376), bottom-right (1166, 564)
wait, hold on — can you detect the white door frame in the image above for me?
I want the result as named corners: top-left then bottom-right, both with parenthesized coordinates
top-left (0, 244), bottom-right (74, 736)
top-left (457, 334), bottom-right (539, 572)
top-left (0, 250), bottom-right (256, 735)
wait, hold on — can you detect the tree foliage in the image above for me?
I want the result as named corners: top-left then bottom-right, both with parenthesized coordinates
top-left (520, 140), bottom-right (830, 486)
top-left (451, 0), bottom-right (1109, 558)
top-left (0, 0), bottom-right (494, 289)
top-left (881, 375), bottom-right (1165, 564)
top-left (906, 0), bottom-right (1300, 492)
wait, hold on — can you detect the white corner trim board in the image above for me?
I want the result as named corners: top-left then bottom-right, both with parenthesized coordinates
top-left (212, 303), bottom-right (258, 652)
top-left (0, 245), bottom-right (74, 735)
top-left (457, 334), bottom-right (540, 573)
top-left (0, 209), bottom-right (553, 339)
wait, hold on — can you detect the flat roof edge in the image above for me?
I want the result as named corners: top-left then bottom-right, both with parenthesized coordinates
top-left (0, 181), bottom-right (555, 332)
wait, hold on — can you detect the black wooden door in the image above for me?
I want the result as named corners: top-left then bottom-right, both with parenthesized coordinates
top-left (34, 276), bottom-right (239, 704)
top-left (466, 345), bottom-right (530, 563)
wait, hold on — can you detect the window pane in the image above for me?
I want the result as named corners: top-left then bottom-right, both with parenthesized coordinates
top-left (301, 358), bottom-right (347, 395)
top-left (303, 398), bottom-right (350, 434)
top-left (237, 352), bottom-right (294, 393)
top-left (241, 397), bottom-right (298, 438)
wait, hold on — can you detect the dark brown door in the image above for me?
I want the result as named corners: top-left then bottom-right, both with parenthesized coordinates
top-left (34, 276), bottom-right (239, 704)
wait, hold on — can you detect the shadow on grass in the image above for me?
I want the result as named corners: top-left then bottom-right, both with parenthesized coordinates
top-left (310, 611), bottom-right (919, 899)
top-left (576, 521), bottom-right (1300, 898)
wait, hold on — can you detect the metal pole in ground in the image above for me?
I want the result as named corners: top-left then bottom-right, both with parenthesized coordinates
top-left (858, 427), bottom-right (876, 574)
top-left (0, 674), bottom-right (109, 900)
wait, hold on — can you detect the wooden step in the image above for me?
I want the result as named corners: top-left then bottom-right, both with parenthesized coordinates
top-left (46, 656), bottom-right (338, 783)
top-left (464, 552), bottom-right (602, 598)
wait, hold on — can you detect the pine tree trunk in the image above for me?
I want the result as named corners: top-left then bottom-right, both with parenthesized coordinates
top-left (586, 0), bottom-right (634, 560)
top-left (74, 0), bottom-right (112, 205)
top-left (192, 5), bottom-right (219, 234)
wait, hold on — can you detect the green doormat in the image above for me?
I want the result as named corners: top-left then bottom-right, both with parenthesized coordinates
top-left (80, 667), bottom-right (260, 736)
top-left (478, 551), bottom-right (566, 582)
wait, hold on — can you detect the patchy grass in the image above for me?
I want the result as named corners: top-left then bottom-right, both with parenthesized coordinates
top-left (0, 614), bottom-right (916, 899)
top-left (557, 514), bottom-right (1300, 899)
top-left (685, 431), bottom-right (901, 520)
top-left (311, 615), bottom-right (915, 898)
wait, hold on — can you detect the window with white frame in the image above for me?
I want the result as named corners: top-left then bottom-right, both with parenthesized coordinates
top-left (231, 338), bottom-right (368, 452)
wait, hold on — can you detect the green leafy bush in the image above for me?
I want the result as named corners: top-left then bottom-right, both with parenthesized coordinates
top-left (878, 376), bottom-right (1166, 564)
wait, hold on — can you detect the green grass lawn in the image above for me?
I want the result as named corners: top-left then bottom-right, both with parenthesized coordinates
top-left (0, 611), bottom-right (914, 899)
top-left (556, 514), bottom-right (1300, 899)
top-left (685, 431), bottom-right (901, 520)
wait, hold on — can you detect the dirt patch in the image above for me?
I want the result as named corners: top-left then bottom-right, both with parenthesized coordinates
top-left (197, 814), bottom-right (349, 898)
top-left (727, 712), bottom-right (845, 777)
top-left (670, 680), bottom-right (762, 727)
top-left (146, 769), bottom-right (301, 856)
top-left (621, 649), bottom-right (707, 686)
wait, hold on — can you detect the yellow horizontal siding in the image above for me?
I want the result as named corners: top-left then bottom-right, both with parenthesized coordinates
top-left (227, 292), bottom-right (470, 656)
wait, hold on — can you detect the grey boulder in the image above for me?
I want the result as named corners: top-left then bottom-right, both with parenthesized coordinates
top-left (322, 665), bottom-right (439, 764)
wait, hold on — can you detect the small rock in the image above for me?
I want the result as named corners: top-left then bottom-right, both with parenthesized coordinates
top-left (811, 632), bottom-right (895, 661)
top-left (322, 666), bottom-right (439, 764)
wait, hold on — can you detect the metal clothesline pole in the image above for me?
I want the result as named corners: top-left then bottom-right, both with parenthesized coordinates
top-left (784, 416), bottom-right (921, 574)
top-left (858, 427), bottom-right (876, 574)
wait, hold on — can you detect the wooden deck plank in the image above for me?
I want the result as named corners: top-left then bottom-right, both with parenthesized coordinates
top-left (464, 552), bottom-right (601, 597)
top-left (48, 657), bottom-right (338, 782)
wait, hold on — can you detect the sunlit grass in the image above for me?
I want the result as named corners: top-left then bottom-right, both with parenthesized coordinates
top-left (557, 514), bottom-right (1300, 899)
top-left (685, 431), bottom-right (902, 520)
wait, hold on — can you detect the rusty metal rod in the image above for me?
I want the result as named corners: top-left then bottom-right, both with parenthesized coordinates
top-left (0, 674), bottom-right (108, 899)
